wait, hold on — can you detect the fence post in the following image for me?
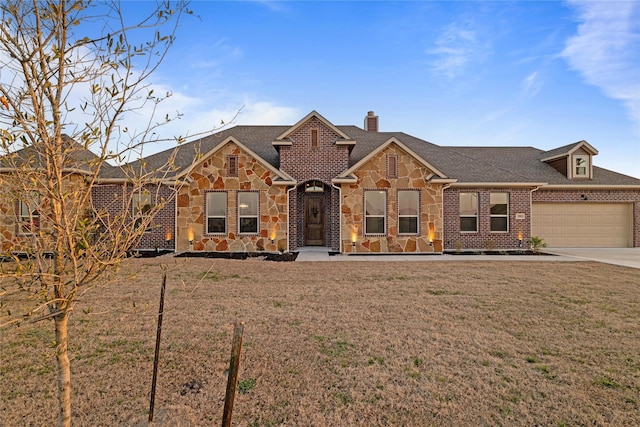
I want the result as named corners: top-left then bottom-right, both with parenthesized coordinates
top-left (148, 271), bottom-right (167, 422)
top-left (221, 322), bottom-right (245, 427)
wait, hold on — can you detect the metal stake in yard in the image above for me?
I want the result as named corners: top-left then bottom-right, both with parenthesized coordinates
top-left (221, 322), bottom-right (245, 427)
top-left (148, 271), bottom-right (167, 422)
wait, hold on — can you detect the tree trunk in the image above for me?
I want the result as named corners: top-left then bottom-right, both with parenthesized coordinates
top-left (54, 311), bottom-right (72, 427)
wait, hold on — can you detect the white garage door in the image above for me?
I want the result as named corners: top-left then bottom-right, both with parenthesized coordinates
top-left (532, 203), bottom-right (632, 248)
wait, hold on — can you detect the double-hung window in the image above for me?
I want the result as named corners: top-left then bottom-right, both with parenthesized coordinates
top-left (206, 192), bottom-right (226, 234)
top-left (574, 155), bottom-right (588, 178)
top-left (398, 190), bottom-right (419, 234)
top-left (19, 191), bottom-right (40, 234)
top-left (364, 190), bottom-right (386, 234)
top-left (238, 192), bottom-right (258, 234)
top-left (490, 193), bottom-right (509, 232)
top-left (459, 193), bottom-right (478, 232)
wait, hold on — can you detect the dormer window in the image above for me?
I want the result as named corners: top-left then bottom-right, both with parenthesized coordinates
top-left (573, 155), bottom-right (589, 178)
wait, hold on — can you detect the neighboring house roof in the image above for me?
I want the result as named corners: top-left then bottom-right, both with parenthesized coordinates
top-left (0, 135), bottom-right (114, 175)
top-left (93, 114), bottom-right (640, 187)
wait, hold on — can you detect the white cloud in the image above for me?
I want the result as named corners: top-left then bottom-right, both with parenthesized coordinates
top-left (561, 0), bottom-right (640, 126)
top-left (427, 23), bottom-right (490, 78)
top-left (522, 71), bottom-right (543, 98)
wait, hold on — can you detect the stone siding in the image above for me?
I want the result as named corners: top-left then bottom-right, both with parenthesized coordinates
top-left (176, 141), bottom-right (288, 252)
top-left (340, 144), bottom-right (443, 253)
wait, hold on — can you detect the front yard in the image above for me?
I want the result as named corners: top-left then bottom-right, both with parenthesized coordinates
top-left (1, 258), bottom-right (638, 425)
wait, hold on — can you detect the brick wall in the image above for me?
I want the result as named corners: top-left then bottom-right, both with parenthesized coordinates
top-left (443, 187), bottom-right (532, 250)
top-left (91, 184), bottom-right (176, 250)
top-left (279, 117), bottom-right (350, 181)
top-left (532, 189), bottom-right (640, 247)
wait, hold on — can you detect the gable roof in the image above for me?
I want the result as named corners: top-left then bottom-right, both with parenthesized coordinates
top-left (275, 110), bottom-right (351, 141)
top-left (540, 140), bottom-right (598, 162)
top-left (174, 136), bottom-right (295, 184)
top-left (337, 136), bottom-right (449, 179)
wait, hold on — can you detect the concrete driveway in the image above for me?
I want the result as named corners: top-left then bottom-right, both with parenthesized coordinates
top-left (543, 248), bottom-right (640, 269)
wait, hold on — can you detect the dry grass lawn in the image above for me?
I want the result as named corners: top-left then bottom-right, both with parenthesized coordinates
top-left (1, 257), bottom-right (639, 426)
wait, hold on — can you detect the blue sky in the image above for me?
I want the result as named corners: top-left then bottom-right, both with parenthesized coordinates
top-left (125, 0), bottom-right (640, 178)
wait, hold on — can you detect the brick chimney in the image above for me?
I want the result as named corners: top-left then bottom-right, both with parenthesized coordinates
top-left (364, 111), bottom-right (378, 132)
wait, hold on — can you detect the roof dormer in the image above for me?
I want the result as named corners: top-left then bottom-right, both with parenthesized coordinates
top-left (540, 140), bottom-right (598, 180)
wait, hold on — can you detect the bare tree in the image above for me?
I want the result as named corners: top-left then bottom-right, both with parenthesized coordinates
top-left (0, 1), bottom-right (196, 425)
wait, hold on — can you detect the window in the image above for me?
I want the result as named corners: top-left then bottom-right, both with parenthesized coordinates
top-left (398, 190), bottom-right (419, 234)
top-left (132, 191), bottom-right (153, 231)
top-left (305, 180), bottom-right (324, 192)
top-left (574, 155), bottom-right (588, 177)
top-left (226, 155), bottom-right (238, 177)
top-left (310, 129), bottom-right (319, 148)
top-left (19, 191), bottom-right (40, 234)
top-left (206, 192), bottom-right (226, 234)
top-left (459, 193), bottom-right (478, 232)
top-left (238, 192), bottom-right (258, 234)
top-left (490, 193), bottom-right (509, 232)
top-left (365, 191), bottom-right (386, 234)
top-left (387, 155), bottom-right (398, 179)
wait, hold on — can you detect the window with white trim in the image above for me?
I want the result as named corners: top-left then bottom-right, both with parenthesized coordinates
top-left (238, 192), bottom-right (258, 234)
top-left (18, 191), bottom-right (40, 234)
top-left (206, 192), bottom-right (226, 234)
top-left (398, 190), bottom-right (419, 234)
top-left (459, 193), bottom-right (478, 232)
top-left (365, 190), bottom-right (386, 234)
top-left (490, 193), bottom-right (509, 232)
top-left (574, 155), bottom-right (589, 177)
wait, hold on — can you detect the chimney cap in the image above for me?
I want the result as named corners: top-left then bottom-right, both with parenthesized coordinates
top-left (367, 111), bottom-right (376, 117)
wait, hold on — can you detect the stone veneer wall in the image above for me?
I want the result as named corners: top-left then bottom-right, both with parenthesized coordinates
top-left (443, 187), bottom-right (532, 251)
top-left (176, 141), bottom-right (289, 252)
top-left (91, 184), bottom-right (175, 250)
top-left (340, 145), bottom-right (443, 253)
top-left (532, 189), bottom-right (640, 247)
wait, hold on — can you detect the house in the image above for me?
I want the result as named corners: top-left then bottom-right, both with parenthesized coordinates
top-left (2, 111), bottom-right (640, 254)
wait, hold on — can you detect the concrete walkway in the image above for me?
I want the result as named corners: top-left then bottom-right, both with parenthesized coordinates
top-left (295, 246), bottom-right (640, 269)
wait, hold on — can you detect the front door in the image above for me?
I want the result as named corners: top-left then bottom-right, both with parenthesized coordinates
top-left (305, 194), bottom-right (325, 246)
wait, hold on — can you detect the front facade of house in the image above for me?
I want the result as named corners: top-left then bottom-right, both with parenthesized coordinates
top-left (2, 110), bottom-right (639, 254)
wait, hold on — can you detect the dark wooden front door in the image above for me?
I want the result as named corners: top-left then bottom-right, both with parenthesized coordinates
top-left (305, 194), bottom-right (325, 246)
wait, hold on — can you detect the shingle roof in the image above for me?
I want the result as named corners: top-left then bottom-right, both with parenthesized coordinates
top-left (99, 121), bottom-right (640, 187)
top-left (0, 135), bottom-right (114, 174)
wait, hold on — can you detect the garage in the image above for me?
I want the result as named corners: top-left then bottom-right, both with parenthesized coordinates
top-left (532, 203), bottom-right (633, 247)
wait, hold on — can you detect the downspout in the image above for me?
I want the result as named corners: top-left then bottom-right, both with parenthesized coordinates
top-left (331, 182), bottom-right (343, 254)
top-left (172, 184), bottom-right (178, 253)
top-left (529, 186), bottom-right (540, 242)
top-left (286, 185), bottom-right (296, 253)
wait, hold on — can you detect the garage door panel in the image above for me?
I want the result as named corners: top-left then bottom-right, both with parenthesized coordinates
top-left (532, 203), bottom-right (631, 248)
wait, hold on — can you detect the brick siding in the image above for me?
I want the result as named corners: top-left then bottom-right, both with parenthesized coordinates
top-left (443, 187), bottom-right (532, 250)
